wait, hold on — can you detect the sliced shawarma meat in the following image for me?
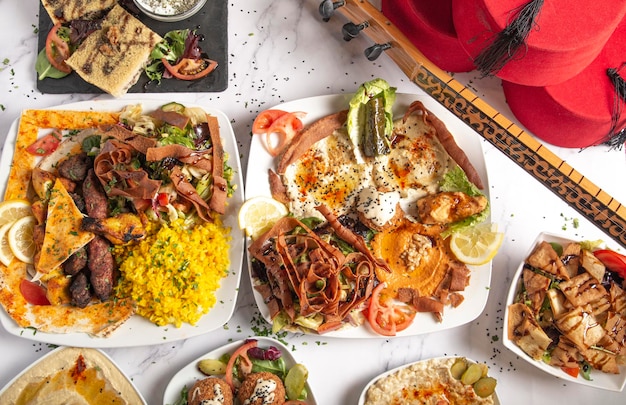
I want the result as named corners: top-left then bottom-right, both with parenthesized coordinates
top-left (276, 110), bottom-right (348, 174)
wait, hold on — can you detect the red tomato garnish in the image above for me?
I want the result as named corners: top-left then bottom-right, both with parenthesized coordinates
top-left (224, 339), bottom-right (257, 390)
top-left (561, 366), bottom-right (579, 378)
top-left (252, 110), bottom-right (288, 134)
top-left (156, 192), bottom-right (170, 206)
top-left (161, 57), bottom-right (217, 80)
top-left (26, 130), bottom-right (62, 156)
top-left (252, 110), bottom-right (306, 157)
top-left (45, 23), bottom-right (72, 74)
top-left (594, 249), bottom-right (626, 279)
top-left (20, 279), bottom-right (51, 306)
top-left (367, 282), bottom-right (416, 336)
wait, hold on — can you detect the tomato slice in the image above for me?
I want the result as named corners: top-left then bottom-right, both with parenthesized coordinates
top-left (594, 249), bottom-right (626, 279)
top-left (367, 283), bottom-right (416, 336)
top-left (561, 366), bottom-right (579, 378)
top-left (252, 110), bottom-right (306, 156)
top-left (252, 110), bottom-right (288, 134)
top-left (161, 57), bottom-right (217, 80)
top-left (224, 339), bottom-right (257, 390)
top-left (45, 23), bottom-right (72, 74)
top-left (20, 279), bottom-right (51, 306)
top-left (26, 130), bottom-right (62, 156)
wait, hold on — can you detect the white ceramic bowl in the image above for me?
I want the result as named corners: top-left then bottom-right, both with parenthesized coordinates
top-left (133, 0), bottom-right (206, 22)
top-left (503, 232), bottom-right (626, 391)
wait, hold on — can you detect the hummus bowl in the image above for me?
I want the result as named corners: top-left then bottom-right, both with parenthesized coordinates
top-left (358, 356), bottom-right (500, 405)
top-left (0, 346), bottom-right (146, 404)
top-left (503, 232), bottom-right (626, 392)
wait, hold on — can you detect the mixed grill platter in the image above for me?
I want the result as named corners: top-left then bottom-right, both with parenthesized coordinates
top-left (0, 99), bottom-right (245, 348)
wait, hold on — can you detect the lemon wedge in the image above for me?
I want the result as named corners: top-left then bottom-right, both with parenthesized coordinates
top-left (238, 196), bottom-right (288, 239)
top-left (0, 199), bottom-right (32, 227)
top-left (0, 222), bottom-right (15, 266)
top-left (8, 215), bottom-right (37, 264)
top-left (449, 222), bottom-right (504, 265)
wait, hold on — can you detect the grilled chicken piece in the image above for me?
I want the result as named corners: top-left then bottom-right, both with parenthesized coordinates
top-left (523, 268), bottom-right (551, 312)
top-left (527, 241), bottom-right (570, 280)
top-left (417, 191), bottom-right (487, 225)
top-left (555, 304), bottom-right (606, 351)
top-left (508, 302), bottom-right (553, 360)
top-left (81, 212), bottom-right (146, 245)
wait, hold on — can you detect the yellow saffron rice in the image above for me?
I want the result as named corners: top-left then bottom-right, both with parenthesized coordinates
top-left (114, 218), bottom-right (231, 327)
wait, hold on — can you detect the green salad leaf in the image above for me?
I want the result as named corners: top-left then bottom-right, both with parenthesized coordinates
top-left (440, 166), bottom-right (490, 237)
top-left (35, 49), bottom-right (70, 80)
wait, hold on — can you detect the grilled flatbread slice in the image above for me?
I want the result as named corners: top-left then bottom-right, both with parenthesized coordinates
top-left (37, 178), bottom-right (95, 274)
top-left (65, 5), bottom-right (162, 97)
top-left (41, 0), bottom-right (118, 25)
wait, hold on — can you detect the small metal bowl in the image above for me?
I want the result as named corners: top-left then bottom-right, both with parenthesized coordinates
top-left (133, 0), bottom-right (206, 22)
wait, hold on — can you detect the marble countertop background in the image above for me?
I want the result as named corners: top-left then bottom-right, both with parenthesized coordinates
top-left (0, 1), bottom-right (625, 404)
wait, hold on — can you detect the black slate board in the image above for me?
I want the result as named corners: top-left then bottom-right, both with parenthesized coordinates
top-left (36, 0), bottom-right (228, 94)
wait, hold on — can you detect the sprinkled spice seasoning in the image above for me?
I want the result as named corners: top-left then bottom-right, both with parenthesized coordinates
top-left (135, 0), bottom-right (200, 15)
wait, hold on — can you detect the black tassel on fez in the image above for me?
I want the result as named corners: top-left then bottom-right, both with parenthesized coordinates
top-left (474, 0), bottom-right (545, 77)
top-left (604, 63), bottom-right (626, 150)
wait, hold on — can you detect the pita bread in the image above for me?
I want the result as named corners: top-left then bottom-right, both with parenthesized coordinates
top-left (37, 179), bottom-right (95, 274)
top-left (65, 5), bottom-right (162, 97)
top-left (40, 0), bottom-right (118, 25)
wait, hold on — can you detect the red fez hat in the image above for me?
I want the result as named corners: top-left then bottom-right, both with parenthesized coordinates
top-left (502, 18), bottom-right (626, 148)
top-left (382, 0), bottom-right (474, 72)
top-left (453, 0), bottom-right (626, 86)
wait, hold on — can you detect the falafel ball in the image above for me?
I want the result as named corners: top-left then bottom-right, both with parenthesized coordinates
top-left (237, 371), bottom-right (286, 405)
top-left (187, 377), bottom-right (234, 405)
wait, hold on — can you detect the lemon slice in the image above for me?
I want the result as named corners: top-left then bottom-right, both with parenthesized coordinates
top-left (238, 196), bottom-right (288, 239)
top-left (8, 215), bottom-right (37, 264)
top-left (0, 199), bottom-right (32, 227)
top-left (0, 222), bottom-right (15, 266)
top-left (449, 222), bottom-right (504, 265)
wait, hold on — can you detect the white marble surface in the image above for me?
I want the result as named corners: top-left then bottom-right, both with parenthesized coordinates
top-left (1, 1), bottom-right (625, 404)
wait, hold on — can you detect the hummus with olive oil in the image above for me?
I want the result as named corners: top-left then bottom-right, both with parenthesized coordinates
top-left (0, 347), bottom-right (144, 405)
top-left (365, 357), bottom-right (496, 405)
